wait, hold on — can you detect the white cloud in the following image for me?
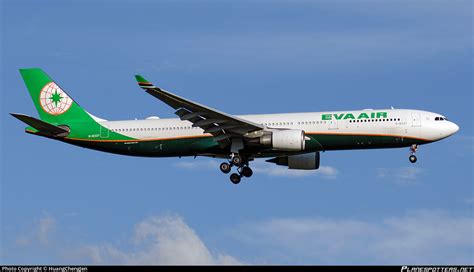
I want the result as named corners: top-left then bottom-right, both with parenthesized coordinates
top-left (78, 215), bottom-right (240, 265)
top-left (397, 167), bottom-right (423, 181)
top-left (174, 159), bottom-right (338, 179)
top-left (377, 167), bottom-right (423, 184)
top-left (38, 213), bottom-right (55, 244)
top-left (173, 160), bottom-right (219, 170)
top-left (233, 210), bottom-right (474, 264)
top-left (11, 212), bottom-right (239, 265)
top-left (37, 213), bottom-right (55, 245)
top-left (8, 210), bottom-right (473, 265)
top-left (464, 198), bottom-right (474, 205)
top-left (252, 161), bottom-right (338, 179)
top-left (13, 212), bottom-right (56, 248)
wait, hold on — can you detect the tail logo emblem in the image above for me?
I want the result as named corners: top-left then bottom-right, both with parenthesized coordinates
top-left (39, 82), bottom-right (73, 115)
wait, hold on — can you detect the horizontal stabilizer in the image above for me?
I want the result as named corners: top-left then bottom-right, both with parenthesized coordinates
top-left (10, 113), bottom-right (70, 137)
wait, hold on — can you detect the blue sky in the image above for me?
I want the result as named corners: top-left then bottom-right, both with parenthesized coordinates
top-left (1, 0), bottom-right (473, 265)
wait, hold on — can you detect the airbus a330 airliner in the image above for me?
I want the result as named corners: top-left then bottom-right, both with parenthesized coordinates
top-left (12, 68), bottom-right (459, 184)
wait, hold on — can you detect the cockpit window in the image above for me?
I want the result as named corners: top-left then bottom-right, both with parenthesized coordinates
top-left (435, 116), bottom-right (447, 121)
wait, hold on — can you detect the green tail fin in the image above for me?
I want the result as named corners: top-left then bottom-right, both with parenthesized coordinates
top-left (19, 68), bottom-right (96, 125)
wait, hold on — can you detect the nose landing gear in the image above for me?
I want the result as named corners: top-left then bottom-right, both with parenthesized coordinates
top-left (409, 144), bottom-right (418, 163)
top-left (220, 154), bottom-right (253, 184)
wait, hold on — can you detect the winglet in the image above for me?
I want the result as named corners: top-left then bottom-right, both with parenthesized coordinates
top-left (135, 75), bottom-right (156, 89)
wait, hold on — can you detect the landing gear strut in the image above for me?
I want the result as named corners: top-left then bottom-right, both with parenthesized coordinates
top-left (409, 144), bottom-right (418, 163)
top-left (220, 154), bottom-right (253, 184)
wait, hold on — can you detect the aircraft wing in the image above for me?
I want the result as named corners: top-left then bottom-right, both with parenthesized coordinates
top-left (135, 75), bottom-right (265, 142)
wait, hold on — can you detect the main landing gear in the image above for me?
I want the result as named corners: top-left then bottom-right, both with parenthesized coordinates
top-left (220, 154), bottom-right (253, 184)
top-left (409, 144), bottom-right (418, 163)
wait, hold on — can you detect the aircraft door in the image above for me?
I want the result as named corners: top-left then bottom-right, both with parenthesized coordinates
top-left (100, 126), bottom-right (109, 138)
top-left (411, 113), bottom-right (421, 127)
top-left (328, 119), bottom-right (338, 130)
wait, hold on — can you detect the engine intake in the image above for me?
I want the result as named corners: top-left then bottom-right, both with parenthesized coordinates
top-left (260, 129), bottom-right (306, 151)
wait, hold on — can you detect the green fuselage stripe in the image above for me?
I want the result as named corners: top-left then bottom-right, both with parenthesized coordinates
top-left (27, 130), bottom-right (430, 158)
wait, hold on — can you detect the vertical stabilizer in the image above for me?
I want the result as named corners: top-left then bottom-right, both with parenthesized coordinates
top-left (19, 68), bottom-right (97, 125)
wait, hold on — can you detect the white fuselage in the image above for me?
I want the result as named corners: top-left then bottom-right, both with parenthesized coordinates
top-left (99, 109), bottom-right (459, 144)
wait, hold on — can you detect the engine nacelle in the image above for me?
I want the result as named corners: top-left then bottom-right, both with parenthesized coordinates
top-left (260, 129), bottom-right (305, 151)
top-left (267, 152), bottom-right (320, 170)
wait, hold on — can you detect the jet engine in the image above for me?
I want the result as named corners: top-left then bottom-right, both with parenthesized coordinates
top-left (266, 152), bottom-right (320, 170)
top-left (260, 129), bottom-right (305, 151)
